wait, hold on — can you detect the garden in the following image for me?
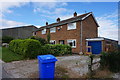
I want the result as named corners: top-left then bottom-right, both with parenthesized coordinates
top-left (1, 36), bottom-right (72, 62)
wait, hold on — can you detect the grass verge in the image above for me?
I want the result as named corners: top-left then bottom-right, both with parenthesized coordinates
top-left (1, 47), bottom-right (24, 62)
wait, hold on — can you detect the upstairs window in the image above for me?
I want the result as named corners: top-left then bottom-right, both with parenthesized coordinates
top-left (67, 39), bottom-right (76, 48)
top-left (67, 22), bottom-right (76, 30)
top-left (50, 27), bottom-right (56, 33)
top-left (41, 29), bottom-right (46, 34)
top-left (50, 40), bottom-right (56, 44)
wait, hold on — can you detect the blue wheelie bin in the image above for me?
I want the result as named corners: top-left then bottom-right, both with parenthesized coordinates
top-left (37, 54), bottom-right (57, 79)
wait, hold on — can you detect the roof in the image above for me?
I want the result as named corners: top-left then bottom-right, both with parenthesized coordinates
top-left (35, 12), bottom-right (99, 32)
top-left (1, 25), bottom-right (38, 30)
top-left (86, 37), bottom-right (118, 42)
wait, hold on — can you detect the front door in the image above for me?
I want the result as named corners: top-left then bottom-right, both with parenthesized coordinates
top-left (88, 41), bottom-right (102, 54)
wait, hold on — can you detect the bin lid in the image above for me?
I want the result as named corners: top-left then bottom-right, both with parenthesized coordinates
top-left (37, 54), bottom-right (57, 63)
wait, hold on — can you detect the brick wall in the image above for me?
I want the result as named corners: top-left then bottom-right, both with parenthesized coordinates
top-left (82, 15), bottom-right (98, 53)
top-left (36, 15), bottom-right (98, 54)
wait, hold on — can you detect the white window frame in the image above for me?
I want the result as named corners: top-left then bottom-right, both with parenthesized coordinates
top-left (41, 29), bottom-right (46, 34)
top-left (67, 22), bottom-right (76, 30)
top-left (50, 27), bottom-right (56, 33)
top-left (50, 40), bottom-right (56, 44)
top-left (67, 39), bottom-right (76, 48)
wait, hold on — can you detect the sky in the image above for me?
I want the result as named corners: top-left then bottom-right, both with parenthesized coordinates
top-left (0, 1), bottom-right (119, 42)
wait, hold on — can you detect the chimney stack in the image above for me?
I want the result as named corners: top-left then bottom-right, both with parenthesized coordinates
top-left (57, 17), bottom-right (60, 22)
top-left (74, 12), bottom-right (77, 17)
top-left (46, 22), bottom-right (48, 25)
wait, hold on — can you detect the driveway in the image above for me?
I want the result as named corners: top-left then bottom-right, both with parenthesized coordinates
top-left (2, 55), bottom-right (100, 78)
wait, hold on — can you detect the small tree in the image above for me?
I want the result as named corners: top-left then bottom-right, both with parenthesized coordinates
top-left (47, 31), bottom-right (50, 44)
top-left (30, 36), bottom-right (47, 45)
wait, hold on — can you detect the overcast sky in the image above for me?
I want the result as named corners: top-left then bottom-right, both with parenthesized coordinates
top-left (0, 1), bottom-right (119, 41)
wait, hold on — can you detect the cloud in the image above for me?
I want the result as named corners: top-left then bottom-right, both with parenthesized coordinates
top-left (32, 2), bottom-right (74, 24)
top-left (97, 12), bottom-right (118, 40)
top-left (33, 2), bottom-right (71, 16)
top-left (0, 2), bottom-right (29, 17)
top-left (0, 19), bottom-right (27, 29)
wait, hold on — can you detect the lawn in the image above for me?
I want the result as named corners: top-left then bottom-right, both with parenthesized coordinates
top-left (1, 47), bottom-right (24, 62)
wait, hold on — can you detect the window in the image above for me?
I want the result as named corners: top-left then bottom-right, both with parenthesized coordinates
top-left (67, 39), bottom-right (76, 48)
top-left (59, 40), bottom-right (64, 44)
top-left (50, 27), bottom-right (56, 33)
top-left (67, 22), bottom-right (76, 30)
top-left (33, 32), bottom-right (36, 36)
top-left (41, 29), bottom-right (46, 34)
top-left (50, 40), bottom-right (56, 44)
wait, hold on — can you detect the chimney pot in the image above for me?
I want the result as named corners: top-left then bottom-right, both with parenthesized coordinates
top-left (46, 22), bottom-right (48, 25)
top-left (57, 17), bottom-right (60, 22)
top-left (74, 12), bottom-right (77, 17)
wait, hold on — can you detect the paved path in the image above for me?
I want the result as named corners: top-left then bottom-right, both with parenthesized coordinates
top-left (1, 59), bottom-right (14, 79)
top-left (2, 60), bottom-right (39, 78)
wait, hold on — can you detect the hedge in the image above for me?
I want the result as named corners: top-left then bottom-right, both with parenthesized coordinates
top-left (9, 39), bottom-right (41, 59)
top-left (9, 39), bottom-right (72, 59)
top-left (9, 39), bottom-right (24, 55)
top-left (100, 52), bottom-right (120, 72)
top-left (41, 44), bottom-right (72, 56)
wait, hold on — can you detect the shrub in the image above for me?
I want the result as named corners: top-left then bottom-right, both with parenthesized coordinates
top-left (100, 52), bottom-right (120, 72)
top-left (30, 36), bottom-right (47, 45)
top-left (42, 44), bottom-right (72, 56)
top-left (22, 39), bottom-right (42, 59)
top-left (9, 39), bottom-right (72, 58)
top-left (9, 39), bottom-right (24, 55)
top-left (9, 39), bottom-right (42, 59)
top-left (2, 36), bottom-right (14, 43)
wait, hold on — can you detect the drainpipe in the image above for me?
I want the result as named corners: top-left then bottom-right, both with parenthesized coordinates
top-left (79, 21), bottom-right (83, 54)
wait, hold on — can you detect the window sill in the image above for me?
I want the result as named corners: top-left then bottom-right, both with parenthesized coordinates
top-left (41, 33), bottom-right (46, 35)
top-left (67, 28), bottom-right (76, 31)
top-left (50, 32), bottom-right (56, 33)
top-left (71, 47), bottom-right (76, 48)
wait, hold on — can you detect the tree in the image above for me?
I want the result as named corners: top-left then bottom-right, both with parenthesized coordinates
top-left (30, 36), bottom-right (47, 45)
top-left (47, 31), bottom-right (50, 44)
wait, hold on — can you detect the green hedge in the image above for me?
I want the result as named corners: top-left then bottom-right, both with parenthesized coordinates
top-left (41, 44), bottom-right (72, 56)
top-left (9, 39), bottom-right (23, 55)
top-left (9, 39), bottom-right (41, 59)
top-left (9, 39), bottom-right (72, 59)
top-left (100, 52), bottom-right (120, 72)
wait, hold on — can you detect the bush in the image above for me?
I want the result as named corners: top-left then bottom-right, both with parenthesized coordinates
top-left (41, 44), bottom-right (72, 56)
top-left (9, 39), bottom-right (72, 58)
top-left (9, 39), bottom-right (24, 55)
top-left (30, 36), bottom-right (47, 45)
top-left (9, 39), bottom-right (42, 59)
top-left (2, 36), bottom-right (14, 43)
top-left (100, 52), bottom-right (120, 72)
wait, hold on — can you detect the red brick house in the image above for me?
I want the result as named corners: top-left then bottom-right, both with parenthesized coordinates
top-left (34, 12), bottom-right (99, 54)
top-left (34, 12), bottom-right (118, 54)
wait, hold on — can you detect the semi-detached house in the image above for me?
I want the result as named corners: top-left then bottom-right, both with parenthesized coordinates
top-left (34, 12), bottom-right (118, 54)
